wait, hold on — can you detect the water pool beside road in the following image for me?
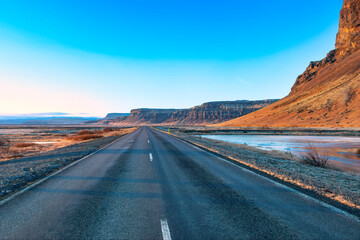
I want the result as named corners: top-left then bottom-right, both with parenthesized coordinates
top-left (200, 135), bottom-right (360, 172)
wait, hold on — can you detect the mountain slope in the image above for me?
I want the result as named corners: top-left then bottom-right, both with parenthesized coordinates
top-left (218, 0), bottom-right (360, 128)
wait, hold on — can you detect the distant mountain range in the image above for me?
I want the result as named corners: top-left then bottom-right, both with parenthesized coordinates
top-left (0, 113), bottom-right (99, 125)
top-left (218, 0), bottom-right (360, 128)
top-left (89, 100), bottom-right (278, 126)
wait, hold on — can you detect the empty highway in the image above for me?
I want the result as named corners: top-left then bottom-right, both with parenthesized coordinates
top-left (0, 127), bottom-right (359, 239)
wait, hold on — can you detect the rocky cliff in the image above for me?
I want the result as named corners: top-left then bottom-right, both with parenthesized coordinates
top-left (95, 100), bottom-right (277, 126)
top-left (166, 100), bottom-right (277, 125)
top-left (218, 0), bottom-right (360, 128)
top-left (336, 0), bottom-right (360, 56)
top-left (122, 109), bottom-right (179, 125)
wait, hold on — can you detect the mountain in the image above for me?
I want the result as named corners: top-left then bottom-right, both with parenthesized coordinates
top-left (104, 113), bottom-right (130, 119)
top-left (95, 108), bottom-right (180, 125)
top-left (122, 109), bottom-right (179, 125)
top-left (218, 0), bottom-right (360, 128)
top-left (95, 100), bottom-right (277, 126)
top-left (0, 115), bottom-right (99, 125)
top-left (82, 113), bottom-right (130, 124)
top-left (166, 100), bottom-right (277, 125)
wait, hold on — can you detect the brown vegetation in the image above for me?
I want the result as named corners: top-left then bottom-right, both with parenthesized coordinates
top-left (77, 130), bottom-right (94, 135)
top-left (68, 128), bottom-right (121, 141)
top-left (300, 144), bottom-right (329, 168)
top-left (0, 127), bottom-right (136, 162)
top-left (13, 142), bottom-right (37, 148)
top-left (67, 134), bottom-right (103, 141)
top-left (102, 127), bottom-right (116, 132)
top-left (0, 137), bottom-right (10, 155)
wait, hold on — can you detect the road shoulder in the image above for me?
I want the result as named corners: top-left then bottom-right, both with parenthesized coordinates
top-left (155, 128), bottom-right (360, 218)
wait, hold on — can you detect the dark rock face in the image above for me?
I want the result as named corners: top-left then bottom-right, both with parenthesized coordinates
top-left (336, 0), bottom-right (360, 56)
top-left (99, 100), bottom-right (277, 125)
top-left (291, 0), bottom-right (360, 95)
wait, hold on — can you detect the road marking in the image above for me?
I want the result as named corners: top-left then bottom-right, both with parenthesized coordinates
top-left (149, 153), bottom-right (153, 161)
top-left (160, 219), bottom-right (172, 240)
top-left (148, 140), bottom-right (150, 143)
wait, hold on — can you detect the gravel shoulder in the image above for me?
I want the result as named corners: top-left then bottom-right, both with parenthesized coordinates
top-left (0, 135), bottom-right (122, 199)
top-left (170, 131), bottom-right (360, 216)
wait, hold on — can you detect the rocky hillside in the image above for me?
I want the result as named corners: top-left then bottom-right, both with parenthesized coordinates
top-left (96, 100), bottom-right (277, 126)
top-left (218, 0), bottom-right (360, 128)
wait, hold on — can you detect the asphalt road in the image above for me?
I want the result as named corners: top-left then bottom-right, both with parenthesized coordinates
top-left (0, 127), bottom-right (359, 239)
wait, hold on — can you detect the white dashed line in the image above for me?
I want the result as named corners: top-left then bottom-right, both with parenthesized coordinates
top-left (148, 140), bottom-right (150, 143)
top-left (149, 153), bottom-right (153, 161)
top-left (160, 219), bottom-right (172, 240)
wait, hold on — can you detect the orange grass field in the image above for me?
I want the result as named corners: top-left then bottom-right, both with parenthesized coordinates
top-left (0, 127), bottom-right (136, 162)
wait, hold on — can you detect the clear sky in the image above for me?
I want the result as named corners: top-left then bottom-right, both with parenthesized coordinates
top-left (0, 0), bottom-right (342, 117)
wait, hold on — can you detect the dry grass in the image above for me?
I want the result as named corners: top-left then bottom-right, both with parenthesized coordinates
top-left (67, 134), bottom-right (103, 141)
top-left (0, 127), bottom-right (137, 162)
top-left (0, 137), bottom-right (10, 155)
top-left (52, 133), bottom-right (68, 137)
top-left (77, 130), bottom-right (95, 135)
top-left (300, 143), bottom-right (329, 167)
top-left (13, 142), bottom-right (37, 148)
top-left (68, 129), bottom-right (105, 141)
top-left (102, 127), bottom-right (116, 132)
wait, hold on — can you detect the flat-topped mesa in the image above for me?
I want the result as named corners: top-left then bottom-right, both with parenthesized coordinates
top-left (336, 0), bottom-right (360, 56)
top-left (128, 108), bottom-right (180, 124)
top-left (91, 100), bottom-right (277, 125)
top-left (167, 100), bottom-right (278, 124)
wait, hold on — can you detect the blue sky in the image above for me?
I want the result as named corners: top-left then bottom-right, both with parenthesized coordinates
top-left (0, 0), bottom-right (342, 117)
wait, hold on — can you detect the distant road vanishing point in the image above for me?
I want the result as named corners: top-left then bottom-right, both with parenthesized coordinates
top-left (0, 127), bottom-right (359, 239)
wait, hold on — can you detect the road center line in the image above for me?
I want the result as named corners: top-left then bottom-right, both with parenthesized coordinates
top-left (160, 219), bottom-right (172, 240)
top-left (149, 153), bottom-right (153, 161)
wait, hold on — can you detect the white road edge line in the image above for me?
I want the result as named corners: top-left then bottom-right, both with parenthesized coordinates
top-left (149, 153), bottom-right (153, 161)
top-left (0, 135), bottom-right (127, 207)
top-left (160, 219), bottom-right (172, 240)
top-left (160, 130), bottom-right (360, 223)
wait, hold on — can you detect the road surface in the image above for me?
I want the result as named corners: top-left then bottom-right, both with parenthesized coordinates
top-left (0, 127), bottom-right (359, 239)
